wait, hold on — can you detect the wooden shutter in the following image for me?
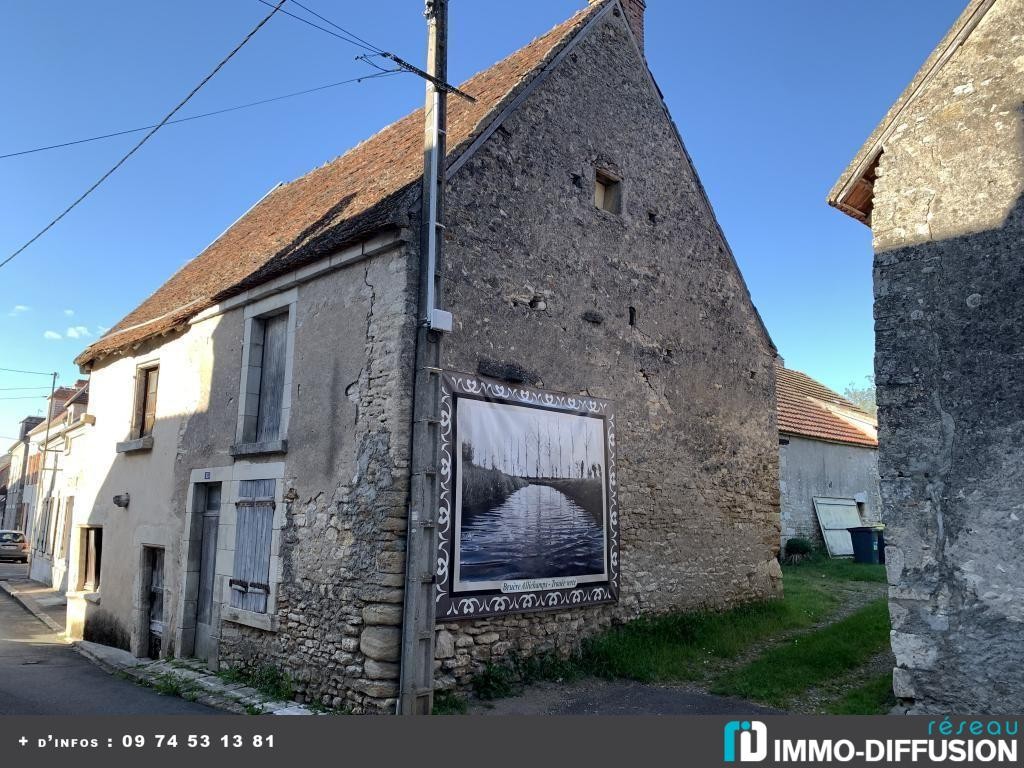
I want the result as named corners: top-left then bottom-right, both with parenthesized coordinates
top-left (141, 367), bottom-right (159, 437)
top-left (255, 313), bottom-right (287, 442)
top-left (84, 528), bottom-right (102, 591)
top-left (231, 479), bottom-right (275, 613)
top-left (46, 498), bottom-right (59, 554)
top-left (58, 497), bottom-right (74, 559)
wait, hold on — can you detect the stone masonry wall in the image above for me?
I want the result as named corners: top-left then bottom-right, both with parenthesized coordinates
top-left (215, 243), bottom-right (418, 714)
top-left (433, 9), bottom-right (780, 689)
top-left (869, 0), bottom-right (1024, 712)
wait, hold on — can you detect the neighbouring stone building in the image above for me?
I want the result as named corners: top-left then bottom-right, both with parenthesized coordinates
top-left (72, 0), bottom-right (779, 713)
top-left (26, 381), bottom-right (93, 593)
top-left (776, 364), bottom-right (879, 551)
top-left (2, 416), bottom-right (42, 532)
top-left (829, 0), bottom-right (1024, 712)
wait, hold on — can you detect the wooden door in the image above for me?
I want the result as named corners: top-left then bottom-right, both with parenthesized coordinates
top-left (145, 547), bottom-right (165, 659)
top-left (194, 483), bottom-right (221, 661)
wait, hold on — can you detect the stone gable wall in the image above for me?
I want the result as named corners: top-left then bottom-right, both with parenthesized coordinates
top-left (433, 9), bottom-right (780, 690)
top-left (868, 0), bottom-right (1024, 712)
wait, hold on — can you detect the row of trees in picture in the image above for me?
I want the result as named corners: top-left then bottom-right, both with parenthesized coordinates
top-left (462, 416), bottom-right (602, 481)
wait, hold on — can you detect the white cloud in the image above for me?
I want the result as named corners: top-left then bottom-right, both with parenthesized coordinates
top-left (65, 325), bottom-right (91, 339)
top-left (43, 330), bottom-right (62, 340)
top-left (8, 305), bottom-right (30, 317)
top-left (63, 309), bottom-right (75, 317)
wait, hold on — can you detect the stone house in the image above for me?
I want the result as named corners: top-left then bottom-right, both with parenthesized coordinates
top-left (829, 0), bottom-right (1024, 712)
top-left (6, 382), bottom-right (84, 552)
top-left (776, 364), bottom-right (880, 552)
top-left (2, 416), bottom-right (44, 532)
top-left (0, 454), bottom-right (9, 519)
top-left (72, 0), bottom-right (780, 712)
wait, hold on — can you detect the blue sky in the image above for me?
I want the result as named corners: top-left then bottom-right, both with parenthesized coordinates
top-left (0, 0), bottom-right (967, 441)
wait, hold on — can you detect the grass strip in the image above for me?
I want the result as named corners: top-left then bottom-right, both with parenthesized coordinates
top-left (710, 597), bottom-right (891, 706)
top-left (577, 575), bottom-right (838, 682)
top-left (826, 672), bottom-right (897, 715)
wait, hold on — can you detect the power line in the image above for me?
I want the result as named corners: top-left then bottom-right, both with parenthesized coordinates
top-left (0, 366), bottom-right (55, 376)
top-left (0, 0), bottom-right (287, 272)
top-left (0, 395), bottom-right (48, 401)
top-left (253, 0), bottom-right (383, 53)
top-left (286, 0), bottom-right (385, 53)
top-left (1, 70), bottom-right (402, 160)
top-left (258, 0), bottom-right (474, 102)
top-left (0, 386), bottom-right (53, 391)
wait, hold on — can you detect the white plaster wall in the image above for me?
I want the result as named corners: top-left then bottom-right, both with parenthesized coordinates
top-left (72, 313), bottom-right (222, 655)
top-left (779, 435), bottom-right (881, 548)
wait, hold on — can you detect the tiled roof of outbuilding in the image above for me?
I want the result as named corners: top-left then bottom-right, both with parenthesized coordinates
top-left (77, 1), bottom-right (607, 367)
top-left (776, 365), bottom-right (878, 448)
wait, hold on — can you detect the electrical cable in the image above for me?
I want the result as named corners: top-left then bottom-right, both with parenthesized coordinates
top-left (0, 0), bottom-right (287, 272)
top-left (254, 0), bottom-right (381, 52)
top-left (279, 0), bottom-right (385, 53)
top-left (0, 70), bottom-right (401, 160)
top-left (0, 366), bottom-right (55, 376)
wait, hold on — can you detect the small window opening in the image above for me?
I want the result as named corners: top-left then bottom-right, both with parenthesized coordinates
top-left (241, 311), bottom-right (289, 444)
top-left (134, 365), bottom-right (159, 438)
top-left (82, 527), bottom-right (102, 592)
top-left (594, 171), bottom-right (622, 214)
top-left (628, 306), bottom-right (637, 326)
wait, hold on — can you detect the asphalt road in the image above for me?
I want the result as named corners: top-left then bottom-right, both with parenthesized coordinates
top-left (0, 562), bottom-right (219, 715)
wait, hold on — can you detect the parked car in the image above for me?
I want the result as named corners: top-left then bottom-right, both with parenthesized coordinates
top-left (0, 530), bottom-right (28, 563)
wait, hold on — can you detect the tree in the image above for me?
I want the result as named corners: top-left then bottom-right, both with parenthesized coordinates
top-left (843, 375), bottom-right (877, 417)
top-left (582, 426), bottom-right (593, 477)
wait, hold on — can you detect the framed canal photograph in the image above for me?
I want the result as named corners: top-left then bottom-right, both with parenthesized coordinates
top-left (436, 372), bottom-right (619, 619)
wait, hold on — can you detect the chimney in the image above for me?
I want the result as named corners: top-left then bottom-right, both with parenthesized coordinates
top-left (19, 416), bottom-right (44, 440)
top-left (591, 0), bottom-right (646, 53)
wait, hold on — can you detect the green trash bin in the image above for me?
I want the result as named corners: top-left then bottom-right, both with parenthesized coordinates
top-left (848, 526), bottom-right (880, 564)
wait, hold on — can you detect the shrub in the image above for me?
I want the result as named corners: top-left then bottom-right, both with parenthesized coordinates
top-left (432, 691), bottom-right (469, 715)
top-left (217, 663), bottom-right (294, 701)
top-left (784, 537), bottom-right (815, 563)
top-left (785, 537), bottom-right (814, 556)
top-left (471, 663), bottom-right (518, 700)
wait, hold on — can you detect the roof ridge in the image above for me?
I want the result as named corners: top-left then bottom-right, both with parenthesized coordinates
top-left (77, 2), bottom-right (605, 367)
top-left (828, 0), bottom-right (996, 221)
top-left (775, 364), bottom-right (878, 447)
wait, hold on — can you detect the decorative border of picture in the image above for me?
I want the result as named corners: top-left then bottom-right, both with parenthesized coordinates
top-left (435, 372), bottom-right (619, 620)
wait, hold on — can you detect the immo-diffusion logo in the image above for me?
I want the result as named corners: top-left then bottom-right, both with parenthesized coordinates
top-left (724, 720), bottom-right (768, 763)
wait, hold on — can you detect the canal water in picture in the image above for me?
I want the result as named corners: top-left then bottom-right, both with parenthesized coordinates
top-left (454, 397), bottom-right (608, 592)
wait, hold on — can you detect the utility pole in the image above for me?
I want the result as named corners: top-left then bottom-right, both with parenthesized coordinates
top-left (399, 0), bottom-right (453, 715)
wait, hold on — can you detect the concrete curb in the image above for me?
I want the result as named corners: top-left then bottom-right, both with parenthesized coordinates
top-left (0, 580), bottom-right (66, 636)
top-left (72, 640), bottom-right (315, 716)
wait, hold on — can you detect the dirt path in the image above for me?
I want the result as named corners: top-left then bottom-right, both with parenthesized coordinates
top-left (708, 578), bottom-right (885, 681)
top-left (470, 678), bottom-right (780, 716)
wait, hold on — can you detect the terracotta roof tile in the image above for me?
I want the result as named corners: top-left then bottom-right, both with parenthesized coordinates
top-left (77, 2), bottom-right (606, 366)
top-left (776, 365), bottom-right (878, 448)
